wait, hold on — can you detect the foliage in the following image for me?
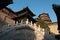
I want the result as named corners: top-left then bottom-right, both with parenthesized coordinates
top-left (36, 18), bottom-right (50, 31)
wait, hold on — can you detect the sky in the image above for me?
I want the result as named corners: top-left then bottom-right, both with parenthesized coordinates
top-left (7, 0), bottom-right (60, 22)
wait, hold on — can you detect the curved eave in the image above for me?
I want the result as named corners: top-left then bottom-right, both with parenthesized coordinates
top-left (0, 0), bottom-right (13, 9)
top-left (52, 4), bottom-right (60, 14)
top-left (15, 7), bottom-right (36, 16)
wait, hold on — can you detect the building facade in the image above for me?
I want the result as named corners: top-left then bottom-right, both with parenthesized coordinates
top-left (0, 7), bottom-right (36, 27)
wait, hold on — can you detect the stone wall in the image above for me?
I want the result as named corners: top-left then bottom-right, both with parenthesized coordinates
top-left (0, 11), bottom-right (15, 25)
top-left (0, 23), bottom-right (57, 40)
top-left (48, 22), bottom-right (59, 35)
top-left (5, 17), bottom-right (15, 24)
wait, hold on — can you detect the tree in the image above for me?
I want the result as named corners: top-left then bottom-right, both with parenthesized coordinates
top-left (36, 18), bottom-right (50, 31)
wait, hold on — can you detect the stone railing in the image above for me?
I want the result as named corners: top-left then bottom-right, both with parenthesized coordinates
top-left (0, 19), bottom-right (57, 40)
top-left (15, 19), bottom-right (45, 33)
top-left (0, 18), bottom-right (45, 35)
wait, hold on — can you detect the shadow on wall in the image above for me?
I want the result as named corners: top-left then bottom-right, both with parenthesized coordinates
top-left (13, 27), bottom-right (36, 40)
top-left (43, 31), bottom-right (57, 40)
top-left (0, 26), bottom-right (36, 40)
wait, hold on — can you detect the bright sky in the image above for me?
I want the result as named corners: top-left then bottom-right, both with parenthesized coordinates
top-left (7, 0), bottom-right (60, 22)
